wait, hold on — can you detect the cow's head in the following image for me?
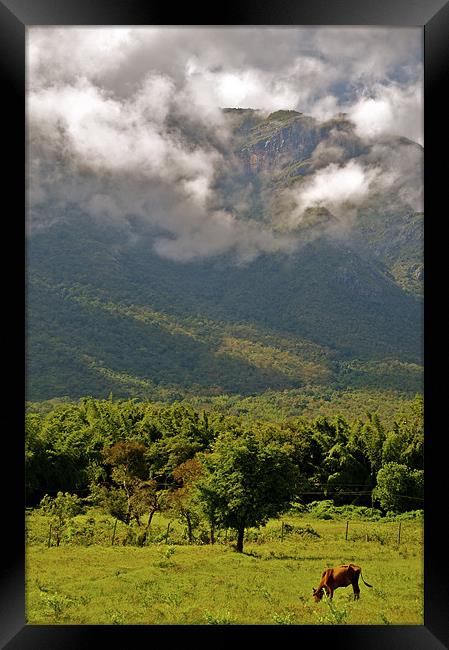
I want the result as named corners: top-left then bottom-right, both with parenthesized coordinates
top-left (312, 587), bottom-right (323, 602)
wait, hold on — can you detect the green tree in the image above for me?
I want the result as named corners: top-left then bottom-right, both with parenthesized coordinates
top-left (25, 406), bottom-right (95, 504)
top-left (25, 412), bottom-right (45, 503)
top-left (93, 441), bottom-right (168, 544)
top-left (382, 395), bottom-right (423, 470)
top-left (311, 416), bottom-right (371, 504)
top-left (168, 457), bottom-right (204, 543)
top-left (373, 462), bottom-right (423, 513)
top-left (353, 412), bottom-right (386, 480)
top-left (143, 403), bottom-right (215, 477)
top-left (197, 426), bottom-right (298, 552)
top-left (101, 441), bottom-right (149, 525)
top-left (39, 491), bottom-right (82, 546)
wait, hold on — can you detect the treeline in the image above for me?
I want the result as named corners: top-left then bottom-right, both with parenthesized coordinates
top-left (26, 395), bottom-right (423, 551)
top-left (187, 388), bottom-right (418, 429)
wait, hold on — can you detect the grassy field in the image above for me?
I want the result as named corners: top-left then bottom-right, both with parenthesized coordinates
top-left (25, 512), bottom-right (423, 626)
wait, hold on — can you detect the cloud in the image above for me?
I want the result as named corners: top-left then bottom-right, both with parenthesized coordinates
top-left (26, 26), bottom-right (423, 262)
top-left (27, 26), bottom-right (422, 113)
top-left (362, 141), bottom-right (423, 212)
top-left (278, 135), bottom-right (423, 239)
top-left (29, 76), bottom-right (220, 184)
top-left (348, 80), bottom-right (423, 145)
top-left (152, 210), bottom-right (297, 263)
top-left (280, 160), bottom-right (381, 232)
top-left (27, 73), bottom-right (293, 261)
top-left (311, 27), bottom-right (422, 81)
top-left (27, 27), bottom-right (136, 90)
top-left (300, 161), bottom-right (378, 207)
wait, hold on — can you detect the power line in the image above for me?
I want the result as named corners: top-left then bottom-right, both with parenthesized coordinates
top-left (29, 485), bottom-right (423, 499)
top-left (395, 494), bottom-right (424, 501)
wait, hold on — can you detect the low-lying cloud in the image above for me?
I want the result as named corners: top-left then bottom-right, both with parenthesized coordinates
top-left (27, 26), bottom-right (423, 263)
top-left (283, 160), bottom-right (381, 229)
top-left (349, 81), bottom-right (423, 145)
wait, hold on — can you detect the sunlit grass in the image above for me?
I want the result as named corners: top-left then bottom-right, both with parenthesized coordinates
top-left (25, 513), bottom-right (423, 625)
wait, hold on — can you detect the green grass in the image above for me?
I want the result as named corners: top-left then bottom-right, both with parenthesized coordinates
top-left (26, 513), bottom-right (423, 625)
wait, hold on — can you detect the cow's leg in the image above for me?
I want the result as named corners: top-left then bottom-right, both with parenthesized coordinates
top-left (353, 578), bottom-right (360, 600)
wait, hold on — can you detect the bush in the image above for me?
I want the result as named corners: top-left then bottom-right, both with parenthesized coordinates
top-left (383, 509), bottom-right (424, 521)
top-left (373, 463), bottom-right (424, 513)
top-left (305, 500), bottom-right (382, 521)
top-left (39, 492), bottom-right (84, 547)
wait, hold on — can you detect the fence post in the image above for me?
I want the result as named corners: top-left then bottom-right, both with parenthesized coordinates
top-left (345, 521), bottom-right (349, 541)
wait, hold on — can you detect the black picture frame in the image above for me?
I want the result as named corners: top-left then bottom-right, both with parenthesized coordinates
top-left (1, 0), bottom-right (448, 647)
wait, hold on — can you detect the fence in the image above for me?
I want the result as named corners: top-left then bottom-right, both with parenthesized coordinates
top-left (26, 509), bottom-right (423, 549)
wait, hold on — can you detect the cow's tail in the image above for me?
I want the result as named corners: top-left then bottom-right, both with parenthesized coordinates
top-left (361, 572), bottom-right (373, 588)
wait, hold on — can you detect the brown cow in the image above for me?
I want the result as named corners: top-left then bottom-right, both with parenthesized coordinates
top-left (312, 563), bottom-right (372, 601)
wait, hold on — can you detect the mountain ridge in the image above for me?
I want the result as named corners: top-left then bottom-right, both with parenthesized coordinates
top-left (26, 109), bottom-right (423, 406)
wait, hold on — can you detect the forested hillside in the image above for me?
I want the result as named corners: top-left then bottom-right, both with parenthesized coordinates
top-left (26, 109), bottom-right (423, 406)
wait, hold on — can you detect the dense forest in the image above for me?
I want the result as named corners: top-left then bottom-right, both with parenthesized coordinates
top-left (26, 236), bottom-right (423, 402)
top-left (26, 394), bottom-right (423, 551)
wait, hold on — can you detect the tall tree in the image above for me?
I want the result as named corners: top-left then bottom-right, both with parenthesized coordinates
top-left (382, 395), bottom-right (423, 470)
top-left (197, 426), bottom-right (298, 552)
top-left (168, 458), bottom-right (204, 543)
top-left (101, 441), bottom-right (149, 525)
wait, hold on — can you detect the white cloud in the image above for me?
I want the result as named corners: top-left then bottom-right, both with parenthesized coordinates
top-left (153, 210), bottom-right (297, 263)
top-left (215, 69), bottom-right (300, 112)
top-left (29, 77), bottom-right (220, 182)
top-left (27, 27), bottom-right (136, 90)
top-left (348, 81), bottom-right (423, 145)
top-left (302, 161), bottom-right (378, 206)
top-left (283, 160), bottom-right (381, 231)
top-left (26, 26), bottom-right (423, 262)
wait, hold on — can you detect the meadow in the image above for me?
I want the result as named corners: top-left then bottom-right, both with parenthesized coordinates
top-left (25, 510), bottom-right (423, 626)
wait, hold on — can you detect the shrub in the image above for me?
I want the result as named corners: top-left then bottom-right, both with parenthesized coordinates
top-left (39, 492), bottom-right (83, 546)
top-left (204, 609), bottom-right (235, 624)
top-left (373, 463), bottom-right (423, 513)
top-left (315, 594), bottom-right (349, 625)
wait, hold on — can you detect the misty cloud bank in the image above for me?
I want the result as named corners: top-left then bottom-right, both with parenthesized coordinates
top-left (27, 27), bottom-right (423, 263)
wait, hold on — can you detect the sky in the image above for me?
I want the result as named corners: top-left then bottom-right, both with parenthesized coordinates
top-left (27, 26), bottom-right (423, 262)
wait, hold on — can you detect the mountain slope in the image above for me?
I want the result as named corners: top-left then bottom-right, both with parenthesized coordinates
top-left (25, 110), bottom-right (423, 403)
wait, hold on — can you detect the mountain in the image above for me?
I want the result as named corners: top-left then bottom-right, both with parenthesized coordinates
top-left (25, 109), bottom-right (423, 407)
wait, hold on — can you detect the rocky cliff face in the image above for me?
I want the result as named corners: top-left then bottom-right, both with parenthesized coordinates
top-left (239, 116), bottom-right (320, 173)
top-left (221, 108), bottom-right (423, 296)
top-left (235, 110), bottom-right (367, 175)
